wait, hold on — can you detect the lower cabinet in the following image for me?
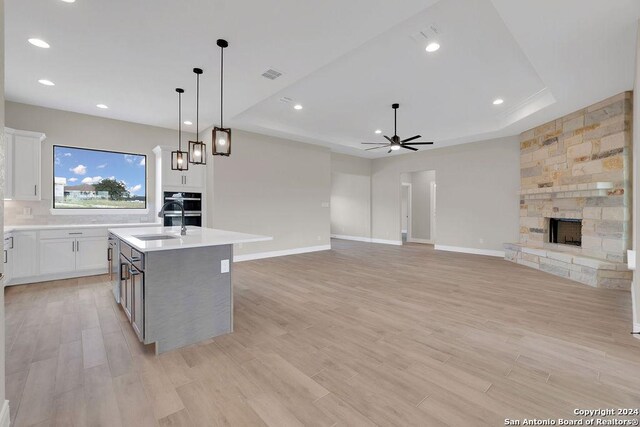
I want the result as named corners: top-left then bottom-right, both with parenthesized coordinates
top-left (76, 237), bottom-right (108, 271)
top-left (39, 238), bottom-right (76, 275)
top-left (12, 232), bottom-right (38, 278)
top-left (39, 236), bottom-right (107, 275)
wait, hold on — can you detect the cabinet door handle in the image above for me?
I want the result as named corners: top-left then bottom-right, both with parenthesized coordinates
top-left (68, 232), bottom-right (83, 235)
top-left (72, 241), bottom-right (75, 252)
top-left (34, 185), bottom-right (37, 196)
top-left (7, 237), bottom-right (13, 249)
top-left (107, 247), bottom-right (112, 261)
top-left (76, 241), bottom-right (79, 252)
top-left (4, 250), bottom-right (7, 264)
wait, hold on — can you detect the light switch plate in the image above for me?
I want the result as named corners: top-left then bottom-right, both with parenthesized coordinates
top-left (221, 259), bottom-right (230, 273)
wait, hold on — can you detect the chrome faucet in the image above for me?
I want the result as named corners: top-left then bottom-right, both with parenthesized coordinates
top-left (158, 200), bottom-right (187, 236)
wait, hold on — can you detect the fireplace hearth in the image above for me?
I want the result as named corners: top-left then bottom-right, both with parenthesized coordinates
top-left (549, 218), bottom-right (582, 247)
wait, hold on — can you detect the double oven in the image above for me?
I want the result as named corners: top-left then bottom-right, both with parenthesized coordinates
top-left (162, 192), bottom-right (202, 227)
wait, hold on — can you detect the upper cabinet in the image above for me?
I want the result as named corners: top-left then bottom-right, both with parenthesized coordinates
top-left (5, 127), bottom-right (45, 201)
top-left (153, 145), bottom-right (205, 191)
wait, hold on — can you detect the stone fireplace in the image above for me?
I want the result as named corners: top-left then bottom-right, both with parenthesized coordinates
top-left (504, 92), bottom-right (632, 289)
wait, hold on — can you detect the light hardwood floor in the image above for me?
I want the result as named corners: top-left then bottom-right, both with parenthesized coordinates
top-left (5, 239), bottom-right (640, 426)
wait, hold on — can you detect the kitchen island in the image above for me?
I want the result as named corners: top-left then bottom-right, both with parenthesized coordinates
top-left (108, 226), bottom-right (271, 354)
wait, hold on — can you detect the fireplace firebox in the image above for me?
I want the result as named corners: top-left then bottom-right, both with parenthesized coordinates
top-left (549, 218), bottom-right (582, 247)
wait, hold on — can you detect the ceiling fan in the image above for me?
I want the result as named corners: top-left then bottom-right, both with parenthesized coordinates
top-left (362, 103), bottom-right (434, 153)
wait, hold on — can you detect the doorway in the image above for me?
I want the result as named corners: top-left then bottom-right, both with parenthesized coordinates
top-left (400, 170), bottom-right (436, 244)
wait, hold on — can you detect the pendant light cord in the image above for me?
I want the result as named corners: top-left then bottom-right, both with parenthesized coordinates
top-left (220, 46), bottom-right (224, 128)
top-left (178, 91), bottom-right (182, 150)
top-left (394, 108), bottom-right (397, 136)
top-left (196, 73), bottom-right (200, 137)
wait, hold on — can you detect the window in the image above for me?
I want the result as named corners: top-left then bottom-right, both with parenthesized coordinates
top-left (53, 145), bottom-right (147, 210)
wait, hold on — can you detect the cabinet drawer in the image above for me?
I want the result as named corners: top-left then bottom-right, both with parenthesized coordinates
top-left (40, 228), bottom-right (107, 240)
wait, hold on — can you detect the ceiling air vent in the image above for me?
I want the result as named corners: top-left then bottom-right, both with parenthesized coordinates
top-left (410, 24), bottom-right (442, 44)
top-left (262, 68), bottom-right (283, 80)
top-left (279, 97), bottom-right (293, 104)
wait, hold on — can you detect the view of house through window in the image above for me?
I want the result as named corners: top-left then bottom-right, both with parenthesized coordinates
top-left (53, 145), bottom-right (147, 209)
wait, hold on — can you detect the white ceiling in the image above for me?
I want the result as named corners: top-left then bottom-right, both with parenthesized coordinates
top-left (6, 0), bottom-right (640, 158)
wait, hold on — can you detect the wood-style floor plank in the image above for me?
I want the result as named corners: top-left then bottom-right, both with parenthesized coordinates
top-left (5, 239), bottom-right (640, 426)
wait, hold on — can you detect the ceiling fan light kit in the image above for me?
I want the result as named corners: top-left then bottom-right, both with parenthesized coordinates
top-left (362, 103), bottom-right (434, 154)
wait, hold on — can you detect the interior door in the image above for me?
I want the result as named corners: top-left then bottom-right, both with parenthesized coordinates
top-left (75, 237), bottom-right (108, 272)
top-left (39, 238), bottom-right (76, 275)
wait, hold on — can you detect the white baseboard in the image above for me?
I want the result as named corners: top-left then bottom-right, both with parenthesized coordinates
top-left (5, 268), bottom-right (108, 287)
top-left (330, 234), bottom-right (372, 243)
top-left (234, 245), bottom-right (331, 262)
top-left (0, 400), bottom-right (10, 427)
top-left (435, 244), bottom-right (505, 258)
top-left (370, 238), bottom-right (403, 246)
top-left (330, 234), bottom-right (402, 246)
top-left (407, 238), bottom-right (434, 244)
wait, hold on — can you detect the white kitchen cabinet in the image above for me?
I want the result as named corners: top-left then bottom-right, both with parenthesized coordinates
top-left (76, 236), bottom-right (108, 271)
top-left (3, 234), bottom-right (14, 285)
top-left (5, 128), bottom-right (45, 201)
top-left (153, 145), bottom-right (205, 191)
top-left (39, 238), bottom-right (76, 275)
top-left (12, 231), bottom-right (38, 278)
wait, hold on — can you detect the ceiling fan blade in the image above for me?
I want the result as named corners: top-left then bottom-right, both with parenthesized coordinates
top-left (361, 142), bottom-right (389, 145)
top-left (401, 145), bottom-right (418, 151)
top-left (365, 145), bottom-right (390, 151)
top-left (401, 135), bottom-right (421, 143)
top-left (403, 142), bottom-right (434, 145)
top-left (384, 135), bottom-right (394, 144)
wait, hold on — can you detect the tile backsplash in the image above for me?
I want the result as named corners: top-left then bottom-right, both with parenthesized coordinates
top-left (5, 199), bottom-right (158, 226)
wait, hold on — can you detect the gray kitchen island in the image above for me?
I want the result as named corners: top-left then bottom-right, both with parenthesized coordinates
top-left (108, 226), bottom-right (271, 354)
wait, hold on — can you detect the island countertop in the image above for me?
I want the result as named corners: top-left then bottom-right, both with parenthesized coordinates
top-left (108, 226), bottom-right (272, 252)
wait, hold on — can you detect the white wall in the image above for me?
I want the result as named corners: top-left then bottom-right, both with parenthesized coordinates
top-left (4, 102), bottom-right (194, 225)
top-left (371, 136), bottom-right (520, 251)
top-left (632, 19), bottom-right (640, 333)
top-left (202, 127), bottom-right (332, 257)
top-left (330, 153), bottom-right (372, 239)
top-left (0, 0), bottom-right (6, 417)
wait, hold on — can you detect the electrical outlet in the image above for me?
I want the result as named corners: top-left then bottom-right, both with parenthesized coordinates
top-left (221, 259), bottom-right (229, 273)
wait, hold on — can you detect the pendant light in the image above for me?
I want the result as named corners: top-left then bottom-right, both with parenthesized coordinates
top-left (171, 88), bottom-right (189, 171)
top-left (212, 39), bottom-right (231, 156)
top-left (188, 68), bottom-right (206, 164)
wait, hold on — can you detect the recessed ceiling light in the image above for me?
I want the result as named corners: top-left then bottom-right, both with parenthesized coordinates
top-left (28, 38), bottom-right (50, 48)
top-left (294, 104), bottom-right (303, 110)
top-left (493, 98), bottom-right (504, 105)
top-left (60, 0), bottom-right (76, 3)
top-left (38, 79), bottom-right (55, 86)
top-left (390, 145), bottom-right (401, 151)
top-left (96, 104), bottom-right (109, 109)
top-left (183, 121), bottom-right (193, 125)
top-left (375, 129), bottom-right (382, 134)
top-left (425, 42), bottom-right (440, 53)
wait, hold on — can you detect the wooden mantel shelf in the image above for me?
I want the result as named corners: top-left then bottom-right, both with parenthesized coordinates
top-left (518, 182), bottom-right (613, 196)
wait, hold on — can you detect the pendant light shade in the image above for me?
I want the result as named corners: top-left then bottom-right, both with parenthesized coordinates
top-left (213, 39), bottom-right (231, 157)
top-left (188, 68), bottom-right (206, 165)
top-left (171, 88), bottom-right (189, 171)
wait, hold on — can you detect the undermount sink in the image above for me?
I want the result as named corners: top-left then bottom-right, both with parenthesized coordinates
top-left (132, 234), bottom-right (178, 241)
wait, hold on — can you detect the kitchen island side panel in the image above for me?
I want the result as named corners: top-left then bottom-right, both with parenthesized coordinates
top-left (145, 244), bottom-right (232, 354)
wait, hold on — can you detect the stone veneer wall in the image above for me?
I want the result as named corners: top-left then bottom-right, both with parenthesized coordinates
top-left (505, 92), bottom-right (633, 290)
top-left (519, 92), bottom-right (632, 262)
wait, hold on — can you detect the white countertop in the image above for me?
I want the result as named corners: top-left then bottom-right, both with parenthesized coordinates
top-left (4, 222), bottom-right (161, 233)
top-left (108, 226), bottom-right (272, 252)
